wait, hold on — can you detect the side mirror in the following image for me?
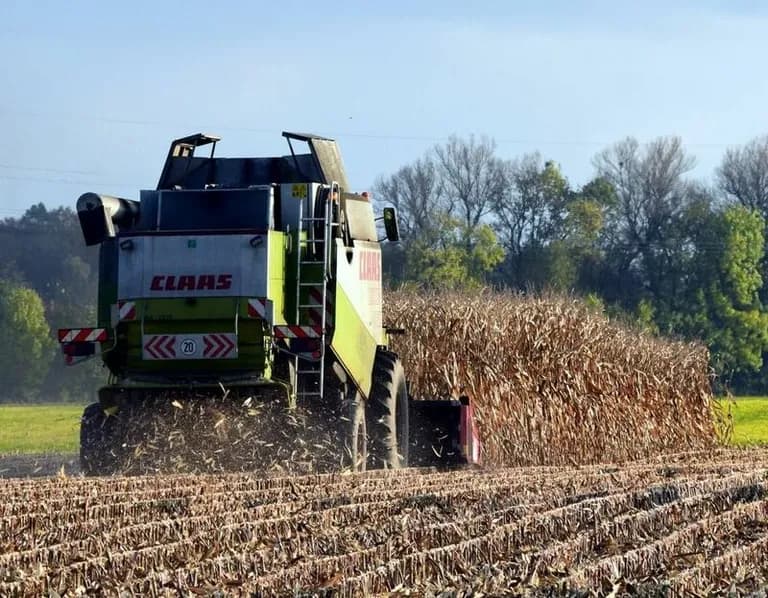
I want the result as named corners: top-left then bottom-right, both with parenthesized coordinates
top-left (382, 207), bottom-right (400, 242)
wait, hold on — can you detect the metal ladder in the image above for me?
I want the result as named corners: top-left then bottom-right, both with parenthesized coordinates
top-left (293, 182), bottom-right (338, 402)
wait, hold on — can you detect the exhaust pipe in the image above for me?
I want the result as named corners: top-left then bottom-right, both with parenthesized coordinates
top-left (76, 193), bottom-right (140, 246)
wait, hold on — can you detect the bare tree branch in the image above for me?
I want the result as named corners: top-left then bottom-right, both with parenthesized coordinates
top-left (717, 135), bottom-right (768, 214)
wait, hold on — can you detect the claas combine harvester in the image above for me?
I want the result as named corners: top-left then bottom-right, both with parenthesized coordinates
top-left (60, 132), bottom-right (481, 475)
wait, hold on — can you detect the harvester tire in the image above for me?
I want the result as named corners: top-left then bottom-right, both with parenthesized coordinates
top-left (340, 389), bottom-right (367, 472)
top-left (80, 403), bottom-right (118, 476)
top-left (368, 349), bottom-right (409, 469)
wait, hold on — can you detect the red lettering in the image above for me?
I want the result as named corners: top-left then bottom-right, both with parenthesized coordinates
top-left (197, 275), bottom-right (215, 290)
top-left (216, 274), bottom-right (232, 290)
top-left (149, 274), bottom-right (234, 291)
top-left (359, 252), bottom-right (380, 281)
top-left (177, 275), bottom-right (196, 291)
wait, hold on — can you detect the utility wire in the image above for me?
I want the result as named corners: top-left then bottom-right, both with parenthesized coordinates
top-left (4, 109), bottom-right (759, 149)
top-left (0, 174), bottom-right (135, 187)
top-left (0, 163), bottom-right (97, 176)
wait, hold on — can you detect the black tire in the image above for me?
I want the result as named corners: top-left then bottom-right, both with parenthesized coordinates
top-left (340, 389), bottom-right (367, 472)
top-left (368, 349), bottom-right (409, 469)
top-left (80, 403), bottom-right (119, 476)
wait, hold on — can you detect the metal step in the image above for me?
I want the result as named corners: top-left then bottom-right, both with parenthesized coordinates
top-left (301, 217), bottom-right (339, 224)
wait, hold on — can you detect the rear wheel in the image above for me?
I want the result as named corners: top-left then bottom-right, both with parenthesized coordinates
top-left (80, 403), bottom-right (119, 476)
top-left (339, 388), bottom-right (367, 472)
top-left (368, 349), bottom-right (409, 469)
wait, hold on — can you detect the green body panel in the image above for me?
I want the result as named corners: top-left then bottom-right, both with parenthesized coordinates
top-left (330, 284), bottom-right (378, 397)
top-left (110, 299), bottom-right (270, 377)
top-left (268, 232), bottom-right (287, 325)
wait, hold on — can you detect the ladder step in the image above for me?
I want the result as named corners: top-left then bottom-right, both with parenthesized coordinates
top-left (300, 218), bottom-right (340, 225)
top-left (300, 260), bottom-right (326, 265)
top-left (298, 392), bottom-right (323, 398)
top-left (298, 282), bottom-right (324, 287)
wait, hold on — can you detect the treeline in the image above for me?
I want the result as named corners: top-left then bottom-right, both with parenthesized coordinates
top-left (2, 135), bottom-right (768, 401)
top-left (375, 135), bottom-right (768, 392)
top-left (0, 205), bottom-right (102, 402)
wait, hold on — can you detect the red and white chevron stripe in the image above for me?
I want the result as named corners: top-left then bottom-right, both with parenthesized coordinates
top-left (306, 287), bottom-right (334, 328)
top-left (143, 335), bottom-right (177, 359)
top-left (142, 333), bottom-right (238, 360)
top-left (117, 300), bottom-right (136, 321)
top-left (203, 333), bottom-right (236, 358)
top-left (273, 325), bottom-right (323, 339)
top-left (57, 328), bottom-right (108, 343)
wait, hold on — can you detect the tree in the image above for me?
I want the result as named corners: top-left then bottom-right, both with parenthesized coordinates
top-left (492, 155), bottom-right (586, 289)
top-left (375, 136), bottom-right (508, 287)
top-left (0, 205), bottom-right (103, 401)
top-left (717, 135), bottom-right (768, 214)
top-left (404, 214), bottom-right (504, 289)
top-left (0, 204), bottom-right (98, 328)
top-left (0, 282), bottom-right (55, 401)
top-left (717, 135), bottom-right (768, 306)
top-left (672, 206), bottom-right (768, 377)
top-left (373, 157), bottom-right (445, 238)
top-left (592, 136), bottom-right (697, 305)
top-left (434, 135), bottom-right (507, 250)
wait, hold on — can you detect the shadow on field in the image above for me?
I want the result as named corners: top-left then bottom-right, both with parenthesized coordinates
top-left (0, 453), bottom-right (80, 478)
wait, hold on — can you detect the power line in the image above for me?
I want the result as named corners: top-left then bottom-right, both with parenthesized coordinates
top-left (0, 174), bottom-right (135, 187)
top-left (0, 163), bottom-right (97, 176)
top-left (5, 109), bottom-right (760, 149)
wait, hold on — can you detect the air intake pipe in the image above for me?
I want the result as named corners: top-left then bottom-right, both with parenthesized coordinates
top-left (76, 193), bottom-right (140, 246)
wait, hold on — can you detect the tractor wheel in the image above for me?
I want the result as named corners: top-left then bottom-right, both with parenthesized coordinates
top-left (368, 349), bottom-right (409, 469)
top-left (80, 403), bottom-right (119, 476)
top-left (339, 388), bottom-right (367, 472)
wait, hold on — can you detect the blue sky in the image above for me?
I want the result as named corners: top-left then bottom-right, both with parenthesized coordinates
top-left (1, 0), bottom-right (768, 218)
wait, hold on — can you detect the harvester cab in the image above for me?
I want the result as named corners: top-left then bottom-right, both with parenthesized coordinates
top-left (61, 132), bottom-right (481, 475)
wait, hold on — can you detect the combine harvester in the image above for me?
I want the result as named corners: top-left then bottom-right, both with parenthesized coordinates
top-left (60, 132), bottom-right (481, 475)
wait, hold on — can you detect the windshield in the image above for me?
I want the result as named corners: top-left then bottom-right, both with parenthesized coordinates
top-left (137, 188), bottom-right (273, 232)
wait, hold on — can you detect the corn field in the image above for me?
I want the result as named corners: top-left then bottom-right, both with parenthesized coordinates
top-left (1, 290), bottom-right (743, 595)
top-left (1, 449), bottom-right (768, 595)
top-left (386, 290), bottom-right (718, 466)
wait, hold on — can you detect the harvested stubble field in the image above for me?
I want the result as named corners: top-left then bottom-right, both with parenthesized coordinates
top-left (2, 449), bottom-right (768, 596)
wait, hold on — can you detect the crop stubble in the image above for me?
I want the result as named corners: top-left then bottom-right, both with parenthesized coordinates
top-left (1, 449), bottom-right (768, 595)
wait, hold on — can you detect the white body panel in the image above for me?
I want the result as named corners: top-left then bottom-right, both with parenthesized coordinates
top-left (118, 234), bottom-right (269, 299)
top-left (334, 239), bottom-right (383, 337)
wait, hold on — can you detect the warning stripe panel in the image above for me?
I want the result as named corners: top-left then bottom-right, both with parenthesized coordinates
top-left (247, 298), bottom-right (272, 320)
top-left (118, 300), bottom-right (136, 321)
top-left (306, 287), bottom-right (334, 327)
top-left (273, 325), bottom-right (323, 339)
top-left (57, 328), bottom-right (108, 343)
top-left (142, 333), bottom-right (238, 360)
